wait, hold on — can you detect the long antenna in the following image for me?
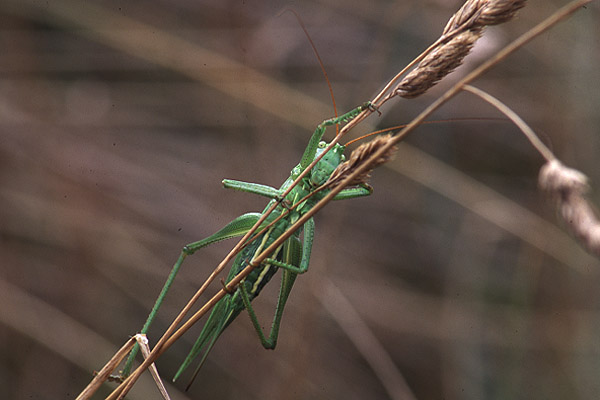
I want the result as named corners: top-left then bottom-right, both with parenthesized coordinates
top-left (345, 117), bottom-right (508, 146)
top-left (280, 9), bottom-right (339, 127)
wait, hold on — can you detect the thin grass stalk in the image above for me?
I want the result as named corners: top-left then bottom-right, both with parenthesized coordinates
top-left (319, 278), bottom-right (418, 400)
top-left (75, 337), bottom-right (136, 400)
top-left (134, 334), bottom-right (171, 400)
top-left (462, 85), bottom-right (555, 161)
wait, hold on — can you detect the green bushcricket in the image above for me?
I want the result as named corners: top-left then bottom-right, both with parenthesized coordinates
top-left (120, 102), bottom-right (375, 388)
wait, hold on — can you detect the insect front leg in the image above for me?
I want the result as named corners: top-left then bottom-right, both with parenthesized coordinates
top-left (300, 102), bottom-right (372, 169)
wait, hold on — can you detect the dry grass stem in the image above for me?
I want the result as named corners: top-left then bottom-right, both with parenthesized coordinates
top-left (539, 160), bottom-right (600, 257)
top-left (75, 337), bottom-right (136, 400)
top-left (319, 279), bottom-right (418, 400)
top-left (326, 134), bottom-right (397, 188)
top-left (463, 85), bottom-right (556, 161)
top-left (134, 334), bottom-right (171, 400)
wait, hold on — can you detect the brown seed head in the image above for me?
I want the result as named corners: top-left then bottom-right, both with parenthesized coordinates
top-left (539, 159), bottom-right (589, 196)
top-left (478, 0), bottom-right (527, 26)
top-left (394, 29), bottom-right (482, 99)
top-left (395, 0), bottom-right (527, 99)
top-left (443, 0), bottom-right (527, 34)
top-left (539, 160), bottom-right (600, 257)
top-left (326, 134), bottom-right (397, 189)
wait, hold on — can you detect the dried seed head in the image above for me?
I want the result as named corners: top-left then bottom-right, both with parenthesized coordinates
top-left (443, 0), bottom-right (527, 34)
top-left (394, 29), bottom-right (482, 99)
top-left (326, 134), bottom-right (397, 189)
top-left (539, 160), bottom-right (600, 257)
top-left (478, 0), bottom-right (527, 26)
top-left (442, 0), bottom-right (486, 35)
top-left (539, 159), bottom-right (589, 196)
top-left (386, 0), bottom-right (527, 101)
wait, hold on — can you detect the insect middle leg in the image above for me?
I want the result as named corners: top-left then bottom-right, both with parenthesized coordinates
top-left (239, 217), bottom-right (315, 349)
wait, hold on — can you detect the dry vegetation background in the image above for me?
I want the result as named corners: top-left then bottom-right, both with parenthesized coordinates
top-left (1, 0), bottom-right (599, 399)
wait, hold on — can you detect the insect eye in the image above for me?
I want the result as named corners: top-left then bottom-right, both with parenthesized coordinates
top-left (318, 141), bottom-right (327, 148)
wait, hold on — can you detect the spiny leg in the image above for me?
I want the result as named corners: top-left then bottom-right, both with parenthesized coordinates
top-left (173, 248), bottom-right (251, 384)
top-left (222, 180), bottom-right (282, 199)
top-left (332, 183), bottom-right (373, 200)
top-left (120, 212), bottom-right (262, 377)
top-left (239, 218), bottom-right (315, 349)
top-left (301, 102), bottom-right (372, 169)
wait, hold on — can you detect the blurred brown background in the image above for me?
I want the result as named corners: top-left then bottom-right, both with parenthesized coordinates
top-left (1, 0), bottom-right (599, 399)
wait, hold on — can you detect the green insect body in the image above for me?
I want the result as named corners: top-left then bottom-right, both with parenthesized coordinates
top-left (123, 103), bottom-right (373, 387)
